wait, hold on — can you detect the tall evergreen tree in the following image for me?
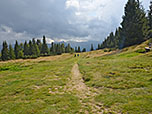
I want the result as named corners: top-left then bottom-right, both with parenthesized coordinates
top-left (65, 43), bottom-right (71, 53)
top-left (24, 41), bottom-right (29, 56)
top-left (29, 40), bottom-right (33, 56)
top-left (97, 44), bottom-right (101, 50)
top-left (148, 1), bottom-right (152, 29)
top-left (1, 41), bottom-right (9, 61)
top-left (37, 39), bottom-right (42, 51)
top-left (32, 38), bottom-right (40, 56)
top-left (61, 43), bottom-right (65, 53)
top-left (82, 48), bottom-right (86, 52)
top-left (121, 0), bottom-right (148, 47)
top-left (77, 46), bottom-right (81, 53)
top-left (9, 44), bottom-right (15, 60)
top-left (14, 40), bottom-right (20, 59)
top-left (90, 44), bottom-right (94, 51)
top-left (56, 44), bottom-right (62, 55)
top-left (32, 38), bottom-right (37, 56)
top-left (41, 36), bottom-right (49, 54)
top-left (148, 1), bottom-right (152, 38)
top-left (75, 47), bottom-right (78, 53)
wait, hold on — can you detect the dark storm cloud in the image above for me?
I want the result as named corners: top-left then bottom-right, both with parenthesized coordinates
top-left (0, 0), bottom-right (150, 44)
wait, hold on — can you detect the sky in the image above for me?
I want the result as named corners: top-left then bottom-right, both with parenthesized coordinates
top-left (0, 0), bottom-right (151, 44)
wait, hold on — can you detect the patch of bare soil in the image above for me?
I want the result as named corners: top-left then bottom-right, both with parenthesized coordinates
top-left (65, 64), bottom-right (105, 113)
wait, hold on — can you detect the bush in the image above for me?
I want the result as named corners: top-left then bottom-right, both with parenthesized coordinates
top-left (104, 49), bottom-right (108, 52)
top-left (135, 49), bottom-right (146, 53)
top-left (83, 76), bottom-right (91, 82)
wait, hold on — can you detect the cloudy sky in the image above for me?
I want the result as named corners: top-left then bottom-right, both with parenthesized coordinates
top-left (0, 0), bottom-right (150, 44)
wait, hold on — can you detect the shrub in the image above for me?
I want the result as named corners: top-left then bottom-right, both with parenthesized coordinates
top-left (135, 49), bottom-right (146, 53)
top-left (104, 49), bottom-right (108, 52)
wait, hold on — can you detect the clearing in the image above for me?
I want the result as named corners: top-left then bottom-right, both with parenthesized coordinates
top-left (0, 40), bottom-right (152, 114)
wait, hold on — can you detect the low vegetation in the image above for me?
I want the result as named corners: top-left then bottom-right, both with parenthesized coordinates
top-left (0, 40), bottom-right (152, 114)
top-left (78, 42), bottom-right (152, 114)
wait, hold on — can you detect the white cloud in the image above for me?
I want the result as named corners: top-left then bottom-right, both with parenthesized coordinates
top-left (0, 0), bottom-right (150, 44)
top-left (66, 0), bottom-right (80, 9)
top-left (46, 38), bottom-right (54, 44)
top-left (0, 25), bottom-right (31, 44)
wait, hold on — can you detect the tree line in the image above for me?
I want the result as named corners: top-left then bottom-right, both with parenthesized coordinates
top-left (0, 36), bottom-right (75, 61)
top-left (98, 0), bottom-right (152, 49)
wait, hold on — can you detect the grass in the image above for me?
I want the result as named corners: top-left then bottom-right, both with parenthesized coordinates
top-left (0, 41), bottom-right (152, 114)
top-left (0, 54), bottom-right (83, 114)
top-left (78, 45), bottom-right (152, 113)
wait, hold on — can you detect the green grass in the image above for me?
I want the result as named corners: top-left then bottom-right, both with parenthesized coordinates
top-left (0, 41), bottom-right (152, 114)
top-left (0, 56), bottom-right (83, 114)
top-left (78, 50), bottom-right (152, 114)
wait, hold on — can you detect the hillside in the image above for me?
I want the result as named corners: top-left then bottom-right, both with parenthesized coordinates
top-left (0, 40), bottom-right (152, 114)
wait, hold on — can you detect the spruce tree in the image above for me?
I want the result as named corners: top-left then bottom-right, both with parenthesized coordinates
top-left (121, 0), bottom-right (147, 47)
top-left (41, 36), bottom-right (49, 55)
top-left (24, 41), bottom-right (29, 56)
top-left (57, 44), bottom-right (62, 55)
top-left (148, 1), bottom-right (152, 29)
top-left (97, 44), bottom-right (101, 50)
top-left (82, 48), bottom-right (86, 52)
top-left (14, 40), bottom-right (20, 59)
top-left (1, 41), bottom-right (9, 61)
top-left (35, 44), bottom-right (40, 57)
top-left (75, 47), bottom-right (78, 53)
top-left (32, 38), bottom-right (37, 56)
top-left (78, 46), bottom-right (81, 52)
top-left (37, 39), bottom-right (42, 51)
top-left (9, 44), bottom-right (15, 60)
top-left (61, 43), bottom-right (65, 53)
top-left (90, 44), bottom-right (94, 51)
top-left (50, 42), bottom-right (54, 55)
top-left (32, 38), bottom-right (40, 57)
top-left (29, 40), bottom-right (33, 56)
top-left (148, 1), bottom-right (152, 38)
top-left (18, 50), bottom-right (24, 58)
top-left (18, 43), bottom-right (24, 59)
top-left (66, 44), bottom-right (71, 53)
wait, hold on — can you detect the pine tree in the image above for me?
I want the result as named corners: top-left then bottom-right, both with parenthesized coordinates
top-left (37, 39), bottom-right (42, 51)
top-left (56, 44), bottom-right (62, 55)
top-left (32, 38), bottom-right (40, 57)
top-left (78, 46), bottom-right (81, 52)
top-left (97, 44), bottom-right (101, 50)
top-left (18, 50), bottom-right (24, 58)
top-left (75, 47), bottom-right (78, 53)
top-left (1, 41), bottom-right (9, 61)
top-left (148, 1), bottom-right (152, 29)
top-left (24, 41), bottom-right (29, 56)
top-left (41, 36), bottom-right (49, 55)
top-left (35, 44), bottom-right (40, 57)
top-left (82, 48), bottom-right (86, 52)
top-left (9, 44), bottom-right (15, 60)
top-left (29, 40), bottom-right (33, 56)
top-left (148, 1), bottom-right (152, 38)
top-left (90, 44), bottom-right (94, 51)
top-left (14, 40), bottom-right (20, 59)
top-left (18, 43), bottom-right (24, 59)
top-left (121, 0), bottom-right (147, 47)
top-left (61, 43), bottom-right (65, 53)
top-left (32, 38), bottom-right (37, 56)
top-left (66, 43), bottom-right (71, 53)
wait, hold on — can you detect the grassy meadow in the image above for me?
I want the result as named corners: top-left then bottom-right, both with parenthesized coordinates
top-left (0, 41), bottom-right (152, 114)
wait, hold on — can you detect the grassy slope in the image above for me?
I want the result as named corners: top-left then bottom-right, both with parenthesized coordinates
top-left (0, 40), bottom-right (152, 114)
top-left (78, 40), bottom-right (152, 114)
top-left (0, 54), bottom-right (82, 114)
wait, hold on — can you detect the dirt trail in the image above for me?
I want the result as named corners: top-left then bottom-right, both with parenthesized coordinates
top-left (66, 63), bottom-right (104, 113)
